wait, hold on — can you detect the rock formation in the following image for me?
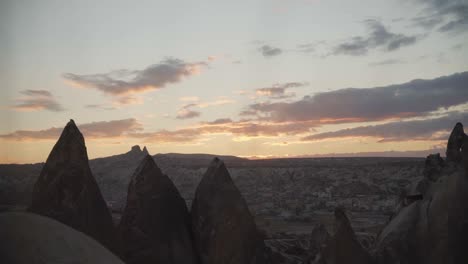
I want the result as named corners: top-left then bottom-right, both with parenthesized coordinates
top-left (374, 122), bottom-right (468, 264)
top-left (28, 119), bottom-right (120, 254)
top-left (119, 155), bottom-right (197, 264)
top-left (320, 208), bottom-right (372, 264)
top-left (0, 212), bottom-right (125, 264)
top-left (446, 122), bottom-right (465, 162)
top-left (191, 158), bottom-right (267, 264)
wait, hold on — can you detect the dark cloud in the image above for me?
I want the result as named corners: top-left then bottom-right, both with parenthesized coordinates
top-left (12, 90), bottom-right (64, 112)
top-left (302, 111), bottom-right (468, 142)
top-left (255, 82), bottom-right (308, 99)
top-left (243, 71), bottom-right (468, 123)
top-left (63, 58), bottom-right (208, 96)
top-left (412, 0), bottom-right (468, 33)
top-left (259, 45), bottom-right (283, 57)
top-left (0, 118), bottom-right (142, 141)
top-left (332, 19), bottom-right (422, 56)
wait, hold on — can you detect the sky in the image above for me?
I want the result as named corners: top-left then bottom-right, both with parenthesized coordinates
top-left (1, 0), bottom-right (468, 163)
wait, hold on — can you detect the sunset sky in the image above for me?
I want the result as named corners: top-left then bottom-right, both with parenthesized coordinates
top-left (1, 0), bottom-right (468, 163)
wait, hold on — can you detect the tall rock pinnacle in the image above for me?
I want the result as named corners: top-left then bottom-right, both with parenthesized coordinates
top-left (446, 122), bottom-right (465, 162)
top-left (191, 158), bottom-right (266, 264)
top-left (119, 155), bottom-right (197, 264)
top-left (28, 119), bottom-right (120, 254)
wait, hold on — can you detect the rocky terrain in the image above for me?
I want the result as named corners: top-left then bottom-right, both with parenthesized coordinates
top-left (1, 119), bottom-right (465, 264)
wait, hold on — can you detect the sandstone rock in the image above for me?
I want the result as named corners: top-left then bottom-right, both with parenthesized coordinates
top-left (446, 122), bottom-right (465, 162)
top-left (0, 212), bottom-right (124, 264)
top-left (191, 158), bottom-right (266, 264)
top-left (321, 208), bottom-right (372, 264)
top-left (119, 155), bottom-right (197, 264)
top-left (28, 119), bottom-right (120, 254)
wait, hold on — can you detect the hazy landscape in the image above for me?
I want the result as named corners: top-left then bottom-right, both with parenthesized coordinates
top-left (0, 140), bottom-right (434, 263)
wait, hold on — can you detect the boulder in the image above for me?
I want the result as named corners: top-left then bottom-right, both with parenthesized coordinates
top-left (0, 212), bottom-right (124, 264)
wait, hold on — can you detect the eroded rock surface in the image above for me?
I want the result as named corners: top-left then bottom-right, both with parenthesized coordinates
top-left (119, 155), bottom-right (197, 264)
top-left (191, 158), bottom-right (267, 264)
top-left (28, 119), bottom-right (119, 254)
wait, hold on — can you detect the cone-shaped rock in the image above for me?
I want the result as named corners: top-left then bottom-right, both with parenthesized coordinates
top-left (191, 158), bottom-right (266, 264)
top-left (28, 119), bottom-right (119, 254)
top-left (0, 212), bottom-right (125, 264)
top-left (446, 122), bottom-right (465, 162)
top-left (321, 208), bottom-right (372, 264)
top-left (119, 155), bottom-right (197, 264)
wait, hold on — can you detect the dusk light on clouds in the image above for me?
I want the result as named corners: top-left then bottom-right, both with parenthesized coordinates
top-left (1, 0), bottom-right (467, 163)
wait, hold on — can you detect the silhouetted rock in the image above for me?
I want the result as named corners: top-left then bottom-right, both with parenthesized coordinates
top-left (0, 212), bottom-right (124, 264)
top-left (449, 135), bottom-right (468, 263)
top-left (191, 158), bottom-right (267, 264)
top-left (308, 224), bottom-right (330, 261)
top-left (321, 208), bottom-right (372, 264)
top-left (119, 155), bottom-right (197, 264)
top-left (446, 122), bottom-right (465, 162)
top-left (423, 153), bottom-right (444, 181)
top-left (374, 122), bottom-right (468, 264)
top-left (28, 119), bottom-right (120, 254)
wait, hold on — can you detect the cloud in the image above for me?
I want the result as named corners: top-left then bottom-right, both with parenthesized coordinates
top-left (243, 71), bottom-right (468, 123)
top-left (332, 19), bottom-right (422, 56)
top-left (412, 0), bottom-right (468, 33)
top-left (302, 111), bottom-right (468, 142)
top-left (12, 90), bottom-right (65, 112)
top-left (259, 45), bottom-right (283, 57)
top-left (0, 118), bottom-right (142, 141)
top-left (203, 118), bottom-right (233, 125)
top-left (179, 96), bottom-right (200, 102)
top-left (176, 104), bottom-right (201, 119)
top-left (85, 104), bottom-right (115, 110)
top-left (175, 98), bottom-right (235, 120)
top-left (129, 129), bottom-right (199, 143)
top-left (255, 82), bottom-right (308, 99)
top-left (369, 59), bottom-right (406, 66)
top-left (63, 58), bottom-right (208, 97)
top-left (129, 119), bottom-right (317, 144)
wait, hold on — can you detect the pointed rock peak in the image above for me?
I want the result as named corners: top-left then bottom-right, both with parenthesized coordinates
top-left (134, 154), bottom-right (158, 174)
top-left (142, 146), bottom-right (149, 155)
top-left (67, 119), bottom-right (76, 126)
top-left (57, 119), bottom-right (84, 143)
top-left (29, 119), bottom-right (119, 255)
top-left (204, 157), bottom-right (233, 183)
top-left (209, 157), bottom-right (223, 169)
top-left (447, 122), bottom-right (466, 162)
top-left (120, 154), bottom-right (195, 264)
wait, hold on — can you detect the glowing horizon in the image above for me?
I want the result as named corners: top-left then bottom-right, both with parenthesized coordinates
top-left (1, 0), bottom-right (468, 164)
